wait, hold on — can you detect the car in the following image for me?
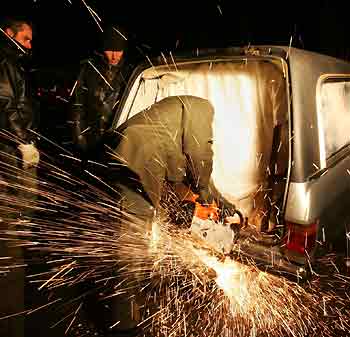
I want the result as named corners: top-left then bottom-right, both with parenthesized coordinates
top-left (111, 45), bottom-right (350, 280)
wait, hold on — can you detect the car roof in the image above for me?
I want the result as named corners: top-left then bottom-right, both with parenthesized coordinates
top-left (146, 45), bottom-right (350, 68)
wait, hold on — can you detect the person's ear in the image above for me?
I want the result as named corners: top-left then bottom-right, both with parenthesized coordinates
top-left (4, 28), bottom-right (15, 38)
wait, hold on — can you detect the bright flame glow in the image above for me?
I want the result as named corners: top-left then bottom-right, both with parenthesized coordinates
top-left (119, 60), bottom-right (288, 218)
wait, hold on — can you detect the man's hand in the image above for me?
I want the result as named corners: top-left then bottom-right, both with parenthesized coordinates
top-left (217, 197), bottom-right (236, 217)
top-left (18, 143), bottom-right (40, 169)
top-left (196, 188), bottom-right (214, 206)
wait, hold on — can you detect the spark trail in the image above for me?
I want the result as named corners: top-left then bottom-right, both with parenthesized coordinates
top-left (0, 150), bottom-right (349, 337)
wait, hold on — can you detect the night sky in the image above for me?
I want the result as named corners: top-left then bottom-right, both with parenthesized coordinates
top-left (3, 0), bottom-right (350, 77)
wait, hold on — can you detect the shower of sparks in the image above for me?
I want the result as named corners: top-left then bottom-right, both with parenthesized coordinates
top-left (0, 140), bottom-right (349, 336)
top-left (217, 4), bottom-right (223, 15)
top-left (69, 79), bottom-right (78, 97)
top-left (112, 26), bottom-right (128, 41)
top-left (160, 52), bottom-right (172, 71)
top-left (87, 60), bottom-right (114, 90)
top-left (80, 0), bottom-right (103, 32)
top-left (169, 51), bottom-right (178, 72)
top-left (286, 35), bottom-right (293, 59)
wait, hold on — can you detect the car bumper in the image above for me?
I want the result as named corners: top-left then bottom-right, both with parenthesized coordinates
top-left (232, 238), bottom-right (310, 282)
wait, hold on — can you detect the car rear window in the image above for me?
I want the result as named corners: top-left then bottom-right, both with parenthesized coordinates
top-left (117, 59), bottom-right (288, 217)
top-left (318, 77), bottom-right (350, 164)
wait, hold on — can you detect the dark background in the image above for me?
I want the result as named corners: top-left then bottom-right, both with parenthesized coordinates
top-left (1, 0), bottom-right (349, 141)
top-left (4, 0), bottom-right (350, 66)
top-left (2, 0), bottom-right (350, 97)
top-left (3, 0), bottom-right (349, 146)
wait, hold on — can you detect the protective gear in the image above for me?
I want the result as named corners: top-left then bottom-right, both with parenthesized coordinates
top-left (18, 143), bottom-right (40, 169)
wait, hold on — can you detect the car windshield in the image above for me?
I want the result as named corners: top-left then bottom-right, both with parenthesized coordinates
top-left (117, 59), bottom-right (289, 217)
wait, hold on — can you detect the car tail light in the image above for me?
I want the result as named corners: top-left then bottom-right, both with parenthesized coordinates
top-left (285, 221), bottom-right (318, 254)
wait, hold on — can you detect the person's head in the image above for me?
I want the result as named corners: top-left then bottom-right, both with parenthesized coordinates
top-left (101, 25), bottom-right (127, 65)
top-left (2, 18), bottom-right (33, 50)
top-left (104, 50), bottom-right (124, 66)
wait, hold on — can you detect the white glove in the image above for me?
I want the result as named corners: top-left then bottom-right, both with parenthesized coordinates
top-left (18, 143), bottom-right (40, 169)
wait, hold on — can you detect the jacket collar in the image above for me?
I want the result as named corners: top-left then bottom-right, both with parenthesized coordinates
top-left (93, 51), bottom-right (125, 69)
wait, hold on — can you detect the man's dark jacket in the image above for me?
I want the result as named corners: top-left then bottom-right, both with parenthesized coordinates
top-left (0, 37), bottom-right (37, 154)
top-left (70, 53), bottom-right (132, 157)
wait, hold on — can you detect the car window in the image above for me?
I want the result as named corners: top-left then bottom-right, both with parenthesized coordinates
top-left (318, 77), bottom-right (350, 164)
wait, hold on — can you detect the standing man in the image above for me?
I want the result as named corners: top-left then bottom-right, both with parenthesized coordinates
top-left (0, 17), bottom-right (39, 337)
top-left (67, 25), bottom-right (135, 336)
top-left (0, 18), bottom-right (39, 172)
top-left (69, 24), bottom-right (132, 162)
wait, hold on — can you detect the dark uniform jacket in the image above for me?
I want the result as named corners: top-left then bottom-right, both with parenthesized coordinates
top-left (111, 95), bottom-right (215, 208)
top-left (0, 39), bottom-right (37, 153)
top-left (70, 52), bottom-right (132, 158)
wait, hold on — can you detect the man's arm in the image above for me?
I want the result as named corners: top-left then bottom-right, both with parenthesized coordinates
top-left (0, 59), bottom-right (39, 168)
top-left (0, 59), bottom-right (32, 141)
top-left (69, 62), bottom-right (89, 154)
